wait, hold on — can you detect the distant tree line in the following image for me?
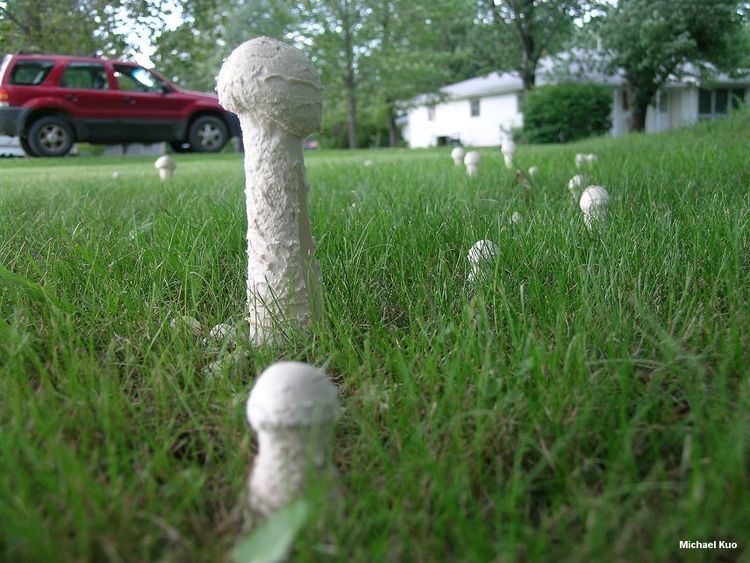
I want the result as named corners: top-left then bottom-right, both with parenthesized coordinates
top-left (1, 0), bottom-right (748, 145)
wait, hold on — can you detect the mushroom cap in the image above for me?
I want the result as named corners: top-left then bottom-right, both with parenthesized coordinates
top-left (501, 140), bottom-right (516, 156)
top-left (154, 155), bottom-right (175, 170)
top-left (247, 361), bottom-right (340, 431)
top-left (528, 165), bottom-right (539, 176)
top-left (464, 151), bottom-right (482, 165)
top-left (579, 185), bottom-right (610, 213)
top-left (217, 37), bottom-right (323, 138)
top-left (467, 239), bottom-right (498, 265)
top-left (451, 146), bottom-right (466, 160)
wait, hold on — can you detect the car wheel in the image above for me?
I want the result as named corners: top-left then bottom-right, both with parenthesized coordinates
top-left (169, 141), bottom-right (192, 153)
top-left (28, 116), bottom-right (74, 157)
top-left (188, 116), bottom-right (228, 153)
top-left (19, 136), bottom-right (38, 157)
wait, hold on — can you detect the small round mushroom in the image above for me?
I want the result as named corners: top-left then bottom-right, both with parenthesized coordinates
top-left (246, 361), bottom-right (340, 515)
top-left (217, 37), bottom-right (325, 345)
top-left (154, 155), bottom-right (176, 181)
top-left (464, 150), bottom-right (482, 177)
top-left (579, 185), bottom-right (611, 230)
top-left (528, 165), bottom-right (539, 177)
top-left (111, 171), bottom-right (121, 180)
top-left (467, 239), bottom-right (498, 282)
top-left (363, 159), bottom-right (374, 167)
top-left (511, 211), bottom-right (524, 224)
top-left (451, 146), bottom-right (466, 166)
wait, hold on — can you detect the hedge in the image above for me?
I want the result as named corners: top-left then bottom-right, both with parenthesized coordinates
top-left (521, 83), bottom-right (612, 144)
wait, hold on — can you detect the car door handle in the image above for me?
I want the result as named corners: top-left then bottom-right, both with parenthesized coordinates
top-left (64, 94), bottom-right (78, 102)
top-left (123, 96), bottom-right (137, 105)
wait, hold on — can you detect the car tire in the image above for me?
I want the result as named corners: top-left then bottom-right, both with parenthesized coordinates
top-left (188, 115), bottom-right (228, 153)
top-left (28, 115), bottom-right (74, 157)
top-left (19, 136), bottom-right (38, 157)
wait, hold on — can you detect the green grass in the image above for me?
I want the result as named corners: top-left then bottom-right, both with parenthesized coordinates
top-left (1, 115), bottom-right (749, 562)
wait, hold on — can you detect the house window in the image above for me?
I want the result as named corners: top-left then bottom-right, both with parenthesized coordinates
top-left (427, 106), bottom-right (435, 121)
top-left (698, 88), bottom-right (745, 119)
top-left (470, 98), bottom-right (480, 117)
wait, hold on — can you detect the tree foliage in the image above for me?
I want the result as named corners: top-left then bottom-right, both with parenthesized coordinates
top-left (597, 0), bottom-right (749, 131)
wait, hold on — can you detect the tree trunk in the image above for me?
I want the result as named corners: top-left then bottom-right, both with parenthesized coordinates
top-left (342, 0), bottom-right (358, 149)
top-left (627, 83), bottom-right (651, 132)
top-left (386, 100), bottom-right (399, 147)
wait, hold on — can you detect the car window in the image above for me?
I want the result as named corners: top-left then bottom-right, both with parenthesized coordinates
top-left (61, 63), bottom-right (109, 90)
top-left (10, 61), bottom-right (55, 86)
top-left (113, 65), bottom-right (163, 93)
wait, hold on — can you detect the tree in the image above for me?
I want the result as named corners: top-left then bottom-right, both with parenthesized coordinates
top-left (599, 0), bottom-right (749, 132)
top-left (478, 0), bottom-right (584, 92)
top-left (0, 0), bottom-right (128, 56)
top-left (298, 0), bottom-right (368, 149)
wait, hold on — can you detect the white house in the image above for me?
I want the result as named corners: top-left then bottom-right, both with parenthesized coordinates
top-left (399, 52), bottom-right (750, 148)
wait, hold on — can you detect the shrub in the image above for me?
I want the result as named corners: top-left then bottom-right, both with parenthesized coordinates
top-left (522, 84), bottom-right (612, 144)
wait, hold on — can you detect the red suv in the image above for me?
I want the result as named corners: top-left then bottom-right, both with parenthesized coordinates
top-left (0, 54), bottom-right (240, 157)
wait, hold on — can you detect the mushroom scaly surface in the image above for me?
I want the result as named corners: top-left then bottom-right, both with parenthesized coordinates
top-left (217, 37), bottom-right (325, 345)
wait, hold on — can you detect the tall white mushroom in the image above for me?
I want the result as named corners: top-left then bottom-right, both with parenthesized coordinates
top-left (451, 146), bottom-right (466, 166)
top-left (246, 361), bottom-right (340, 515)
top-left (464, 150), bottom-right (482, 177)
top-left (154, 155), bottom-right (176, 181)
top-left (217, 37), bottom-right (325, 345)
top-left (579, 185), bottom-right (611, 230)
top-left (467, 239), bottom-right (498, 282)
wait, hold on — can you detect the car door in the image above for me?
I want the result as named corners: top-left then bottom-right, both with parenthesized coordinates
top-left (112, 64), bottom-right (188, 142)
top-left (57, 61), bottom-right (123, 142)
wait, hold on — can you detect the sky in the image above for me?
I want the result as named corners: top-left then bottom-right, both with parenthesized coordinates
top-left (119, 3), bottom-right (184, 68)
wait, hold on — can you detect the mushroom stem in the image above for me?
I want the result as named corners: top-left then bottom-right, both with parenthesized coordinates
top-left (240, 115), bottom-right (324, 344)
top-left (250, 424), bottom-right (335, 514)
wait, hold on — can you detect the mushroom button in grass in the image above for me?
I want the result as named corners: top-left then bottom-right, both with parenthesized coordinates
top-left (467, 239), bottom-right (498, 282)
top-left (217, 37), bottom-right (325, 346)
top-left (464, 151), bottom-right (482, 177)
top-left (246, 361), bottom-right (340, 515)
top-left (451, 146), bottom-right (466, 166)
top-left (579, 185), bottom-right (611, 230)
top-left (155, 155), bottom-right (176, 181)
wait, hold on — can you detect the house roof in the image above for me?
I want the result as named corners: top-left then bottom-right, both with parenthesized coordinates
top-left (410, 49), bottom-right (750, 104)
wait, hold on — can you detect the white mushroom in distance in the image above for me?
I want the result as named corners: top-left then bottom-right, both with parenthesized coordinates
top-left (511, 211), bottom-right (524, 225)
top-left (579, 185), bottom-right (611, 230)
top-left (575, 153), bottom-right (597, 168)
top-left (568, 174), bottom-right (586, 199)
top-left (246, 361), bottom-right (340, 515)
top-left (451, 146), bottom-right (466, 166)
top-left (154, 155), bottom-right (176, 181)
top-left (501, 140), bottom-right (516, 170)
top-left (528, 165), bottom-right (539, 177)
top-left (467, 239), bottom-right (499, 282)
top-left (464, 150), bottom-right (482, 177)
top-left (217, 37), bottom-right (325, 345)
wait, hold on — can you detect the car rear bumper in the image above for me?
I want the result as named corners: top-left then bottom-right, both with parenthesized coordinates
top-left (0, 107), bottom-right (23, 137)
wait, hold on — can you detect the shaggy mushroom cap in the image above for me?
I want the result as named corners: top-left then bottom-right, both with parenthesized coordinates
top-left (217, 37), bottom-right (323, 138)
top-left (579, 185), bottom-right (610, 213)
top-left (451, 146), bottom-right (466, 160)
top-left (568, 174), bottom-right (585, 190)
top-left (464, 151), bottom-right (482, 166)
top-left (247, 361), bottom-right (340, 432)
top-left (154, 155), bottom-right (176, 171)
top-left (501, 140), bottom-right (516, 156)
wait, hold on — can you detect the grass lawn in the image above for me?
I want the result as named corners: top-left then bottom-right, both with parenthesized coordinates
top-left (1, 115), bottom-right (749, 562)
